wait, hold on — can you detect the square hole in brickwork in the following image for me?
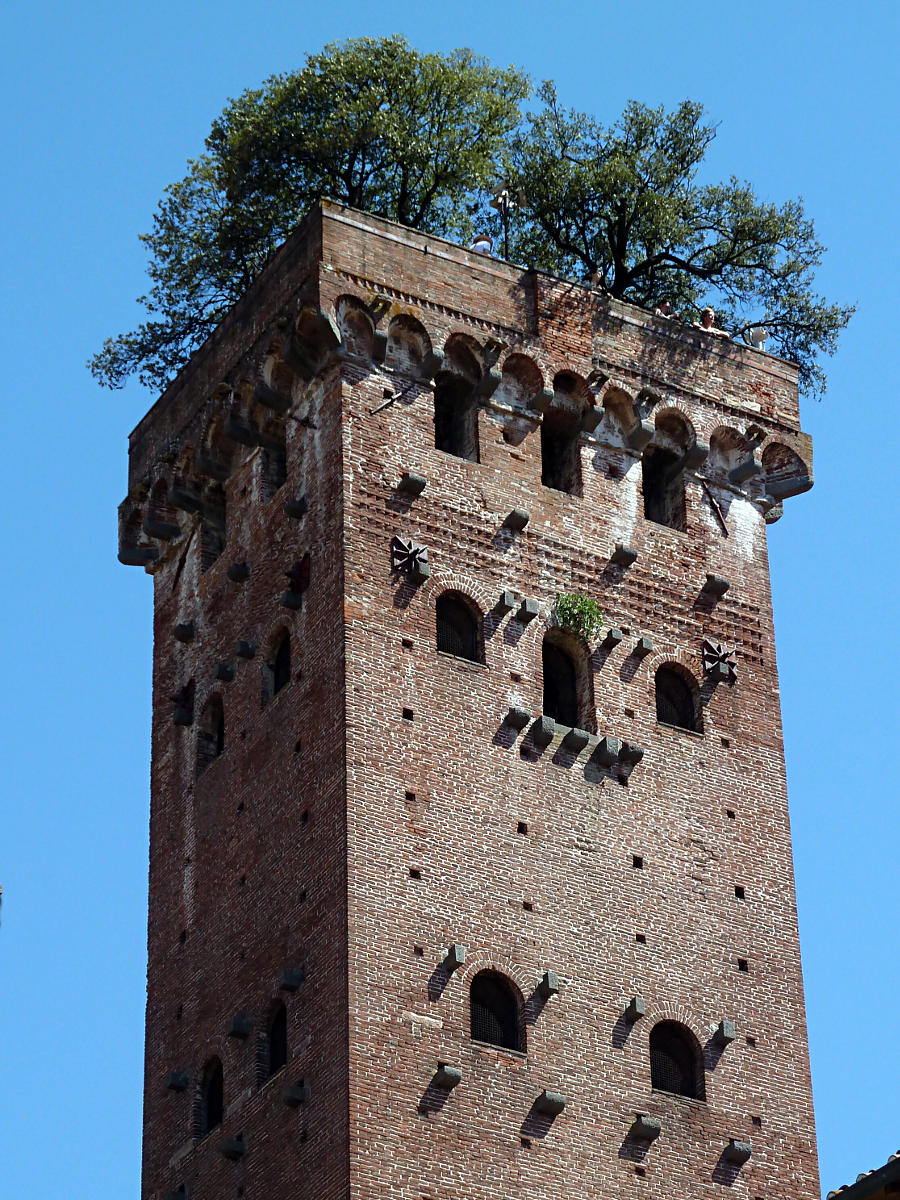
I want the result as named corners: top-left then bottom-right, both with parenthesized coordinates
top-left (632, 855), bottom-right (644, 869)
top-left (520, 1137), bottom-right (531, 1149)
top-left (237, 801), bottom-right (245, 814)
top-left (523, 900), bottom-right (534, 912)
top-left (735, 885), bottom-right (745, 899)
top-left (176, 1005), bottom-right (183, 1021)
top-left (402, 707), bottom-right (414, 721)
top-left (726, 809), bottom-right (736, 820)
top-left (624, 707), bottom-right (635, 719)
top-left (635, 1166), bottom-right (646, 1176)
top-left (179, 929), bottom-right (187, 945)
top-left (738, 958), bottom-right (749, 972)
top-left (517, 821), bottom-right (528, 835)
top-left (746, 1036), bottom-right (757, 1047)
top-left (414, 945), bottom-right (424, 956)
top-left (294, 738), bottom-right (303, 754)
top-left (510, 671), bottom-right (522, 682)
top-left (721, 736), bottom-right (731, 748)
top-left (301, 809), bottom-right (309, 824)
top-left (752, 1116), bottom-right (762, 1127)
top-left (239, 875), bottom-right (247, 887)
top-left (409, 868), bottom-right (422, 880)
top-left (402, 637), bottom-right (414, 649)
top-left (636, 933), bottom-right (647, 944)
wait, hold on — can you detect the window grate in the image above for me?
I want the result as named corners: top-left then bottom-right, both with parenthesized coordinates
top-left (436, 595), bottom-right (479, 661)
top-left (470, 971), bottom-right (522, 1051)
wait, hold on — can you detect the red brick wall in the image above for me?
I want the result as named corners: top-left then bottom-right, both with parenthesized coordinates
top-left (127, 203), bottom-right (819, 1200)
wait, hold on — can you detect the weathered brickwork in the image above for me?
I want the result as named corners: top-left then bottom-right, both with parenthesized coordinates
top-left (123, 201), bottom-right (819, 1200)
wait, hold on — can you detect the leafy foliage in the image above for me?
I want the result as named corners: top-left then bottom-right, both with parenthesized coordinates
top-left (554, 593), bottom-right (604, 643)
top-left (89, 37), bottom-right (529, 391)
top-left (91, 49), bottom-right (851, 398)
top-left (502, 87), bottom-right (853, 397)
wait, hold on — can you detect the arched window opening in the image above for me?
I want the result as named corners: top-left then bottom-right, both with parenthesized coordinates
top-left (200, 487), bottom-right (226, 571)
top-left (649, 1022), bottom-right (705, 1100)
top-left (260, 423), bottom-right (288, 501)
top-left (198, 1057), bottom-right (224, 1137)
top-left (436, 593), bottom-right (481, 662)
top-left (655, 666), bottom-right (699, 732)
top-left (470, 971), bottom-right (523, 1052)
top-left (434, 377), bottom-right (479, 462)
top-left (642, 446), bottom-right (686, 530)
top-left (541, 409), bottom-right (582, 495)
top-left (196, 695), bottom-right (225, 777)
top-left (542, 639), bottom-right (579, 727)
top-left (268, 1003), bottom-right (288, 1078)
top-left (269, 633), bottom-right (291, 700)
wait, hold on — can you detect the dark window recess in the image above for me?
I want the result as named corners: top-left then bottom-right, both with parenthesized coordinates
top-left (436, 593), bottom-right (480, 661)
top-left (470, 971), bottom-right (523, 1052)
top-left (197, 1058), bottom-right (224, 1137)
top-left (655, 667), bottom-right (698, 731)
top-left (260, 426), bottom-right (288, 500)
top-left (433, 377), bottom-right (479, 462)
top-left (272, 635), bottom-right (291, 696)
top-left (200, 489), bottom-right (226, 571)
top-left (268, 1004), bottom-right (287, 1077)
top-left (540, 410), bottom-right (581, 495)
top-left (542, 640), bottom-right (579, 727)
top-left (196, 696), bottom-right (225, 777)
top-left (642, 446), bottom-right (686, 530)
top-left (649, 1022), bottom-right (705, 1100)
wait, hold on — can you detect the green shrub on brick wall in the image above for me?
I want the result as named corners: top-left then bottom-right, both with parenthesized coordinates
top-left (554, 593), bottom-right (603, 643)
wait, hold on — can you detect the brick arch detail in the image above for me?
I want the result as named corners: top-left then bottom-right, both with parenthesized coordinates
top-left (652, 403), bottom-right (698, 445)
top-left (641, 1001), bottom-right (708, 1049)
top-left (418, 569), bottom-right (495, 618)
top-left (457, 951), bottom-right (532, 1006)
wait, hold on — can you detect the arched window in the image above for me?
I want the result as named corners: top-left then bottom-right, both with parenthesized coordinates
top-left (470, 971), bottom-right (523, 1052)
top-left (649, 1022), bottom-right (705, 1100)
top-left (200, 486), bottom-right (226, 571)
top-left (541, 409), bottom-right (582, 495)
top-left (642, 446), bottom-right (686, 529)
top-left (271, 633), bottom-right (291, 698)
top-left (434, 377), bottom-right (479, 462)
top-left (267, 1003), bottom-right (288, 1078)
top-left (198, 1057), bottom-right (224, 1137)
top-left (260, 421), bottom-right (288, 501)
top-left (436, 593), bottom-right (481, 662)
top-left (542, 638), bottom-right (579, 727)
top-left (196, 695), bottom-right (225, 776)
top-left (655, 666), bottom-right (699, 731)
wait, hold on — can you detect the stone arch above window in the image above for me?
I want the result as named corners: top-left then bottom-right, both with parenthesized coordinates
top-left (470, 970), bottom-right (524, 1052)
top-left (649, 1021), bottom-right (705, 1100)
top-left (655, 664), bottom-right (701, 732)
top-left (708, 426), bottom-right (752, 480)
top-left (196, 694), bottom-right (225, 777)
top-left (542, 630), bottom-right (594, 730)
top-left (435, 591), bottom-right (482, 662)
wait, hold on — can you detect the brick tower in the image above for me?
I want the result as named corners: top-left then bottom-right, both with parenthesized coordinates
top-left (121, 201), bottom-right (819, 1200)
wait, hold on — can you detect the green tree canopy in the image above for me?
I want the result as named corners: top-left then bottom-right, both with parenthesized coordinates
top-left (501, 85), bottom-right (853, 397)
top-left (91, 45), bottom-right (851, 398)
top-left (90, 37), bottom-right (529, 391)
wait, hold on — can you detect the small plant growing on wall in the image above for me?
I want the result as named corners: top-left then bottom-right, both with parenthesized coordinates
top-left (554, 593), bottom-right (603, 643)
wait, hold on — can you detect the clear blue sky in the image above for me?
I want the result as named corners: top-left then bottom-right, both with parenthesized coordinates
top-left (1, 2), bottom-right (896, 1195)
